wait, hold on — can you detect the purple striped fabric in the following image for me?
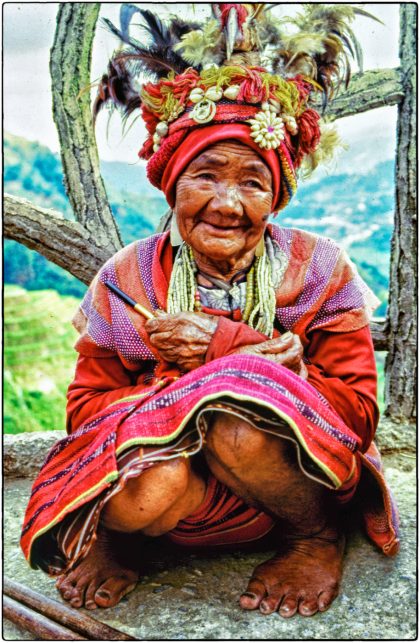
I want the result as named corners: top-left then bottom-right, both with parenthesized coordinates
top-left (136, 234), bottom-right (161, 311)
top-left (80, 288), bottom-right (116, 353)
top-left (308, 277), bottom-right (366, 330)
top-left (271, 225), bottom-right (294, 259)
top-left (100, 260), bottom-right (155, 362)
top-left (276, 235), bottom-right (341, 329)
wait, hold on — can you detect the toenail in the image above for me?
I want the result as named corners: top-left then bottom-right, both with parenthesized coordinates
top-left (260, 601), bottom-right (271, 613)
top-left (85, 601), bottom-right (97, 610)
top-left (242, 592), bottom-right (258, 600)
top-left (63, 591), bottom-right (72, 600)
top-left (96, 590), bottom-right (110, 599)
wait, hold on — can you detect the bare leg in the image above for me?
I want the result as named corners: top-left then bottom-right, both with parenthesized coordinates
top-left (56, 454), bottom-right (206, 609)
top-left (205, 412), bottom-right (344, 618)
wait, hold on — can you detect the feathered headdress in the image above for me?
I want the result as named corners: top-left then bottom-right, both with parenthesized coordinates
top-left (94, 3), bottom-right (379, 207)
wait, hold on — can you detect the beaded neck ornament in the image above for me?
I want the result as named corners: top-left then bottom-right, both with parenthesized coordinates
top-left (167, 238), bottom-right (280, 337)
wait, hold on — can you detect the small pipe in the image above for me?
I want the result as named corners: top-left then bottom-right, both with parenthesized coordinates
top-left (104, 280), bottom-right (155, 320)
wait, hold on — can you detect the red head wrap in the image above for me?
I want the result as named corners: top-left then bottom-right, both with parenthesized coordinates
top-left (160, 123), bottom-right (284, 211)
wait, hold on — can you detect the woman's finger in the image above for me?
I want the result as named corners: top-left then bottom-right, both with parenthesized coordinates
top-left (258, 333), bottom-right (298, 354)
top-left (148, 331), bottom-right (174, 347)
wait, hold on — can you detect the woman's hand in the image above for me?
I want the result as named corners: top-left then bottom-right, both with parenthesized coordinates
top-left (234, 332), bottom-right (308, 379)
top-left (145, 312), bottom-right (218, 372)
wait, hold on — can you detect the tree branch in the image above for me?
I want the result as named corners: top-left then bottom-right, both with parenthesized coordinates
top-left (317, 68), bottom-right (404, 121)
top-left (4, 194), bottom-right (111, 285)
top-left (50, 3), bottom-right (123, 254)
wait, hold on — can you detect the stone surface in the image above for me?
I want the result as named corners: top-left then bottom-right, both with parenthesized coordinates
top-left (3, 453), bottom-right (416, 640)
top-left (375, 418), bottom-right (416, 454)
top-left (4, 431), bottom-right (65, 477)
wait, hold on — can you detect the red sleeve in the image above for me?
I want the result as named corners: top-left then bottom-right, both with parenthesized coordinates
top-left (66, 355), bottom-right (146, 433)
top-left (305, 326), bottom-right (379, 451)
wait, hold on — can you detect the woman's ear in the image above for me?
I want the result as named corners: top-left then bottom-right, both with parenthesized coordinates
top-left (170, 213), bottom-right (183, 247)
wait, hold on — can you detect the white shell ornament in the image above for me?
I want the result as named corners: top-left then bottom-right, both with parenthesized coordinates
top-left (190, 99), bottom-right (217, 124)
top-left (283, 115), bottom-right (298, 135)
top-left (189, 88), bottom-right (205, 103)
top-left (156, 121), bottom-right (169, 136)
top-left (223, 85), bottom-right (241, 100)
top-left (247, 110), bottom-right (285, 150)
top-left (205, 86), bottom-right (223, 102)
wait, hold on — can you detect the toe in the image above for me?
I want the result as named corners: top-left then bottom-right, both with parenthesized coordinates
top-left (69, 574), bottom-right (92, 608)
top-left (298, 596), bottom-right (319, 617)
top-left (94, 577), bottom-right (137, 608)
top-left (84, 579), bottom-right (99, 610)
top-left (56, 577), bottom-right (76, 602)
top-left (279, 594), bottom-right (299, 618)
top-left (239, 578), bottom-right (267, 610)
top-left (259, 591), bottom-right (283, 615)
top-left (318, 588), bottom-right (338, 612)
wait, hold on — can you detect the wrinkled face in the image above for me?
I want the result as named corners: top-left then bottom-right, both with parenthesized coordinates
top-left (174, 141), bottom-right (273, 264)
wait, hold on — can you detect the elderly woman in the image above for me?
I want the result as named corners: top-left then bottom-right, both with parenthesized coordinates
top-left (21, 4), bottom-right (398, 619)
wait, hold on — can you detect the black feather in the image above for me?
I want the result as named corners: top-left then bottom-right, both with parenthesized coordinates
top-left (93, 58), bottom-right (140, 122)
top-left (102, 10), bottom-right (192, 79)
top-left (115, 47), bottom-right (187, 79)
top-left (169, 16), bottom-right (202, 40)
top-left (136, 8), bottom-right (172, 47)
top-left (101, 17), bottom-right (142, 49)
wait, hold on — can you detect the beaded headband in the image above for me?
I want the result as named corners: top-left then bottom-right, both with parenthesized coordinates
top-left (95, 3), bottom-right (378, 209)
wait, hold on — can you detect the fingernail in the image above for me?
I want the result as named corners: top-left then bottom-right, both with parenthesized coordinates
top-left (280, 332), bottom-right (293, 341)
top-left (242, 592), bottom-right (258, 599)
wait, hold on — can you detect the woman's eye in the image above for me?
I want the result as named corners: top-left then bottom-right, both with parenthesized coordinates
top-left (196, 172), bottom-right (215, 180)
top-left (243, 179), bottom-right (262, 189)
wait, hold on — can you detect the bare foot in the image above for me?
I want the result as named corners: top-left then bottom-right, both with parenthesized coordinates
top-left (56, 527), bottom-right (139, 610)
top-left (239, 529), bottom-right (344, 618)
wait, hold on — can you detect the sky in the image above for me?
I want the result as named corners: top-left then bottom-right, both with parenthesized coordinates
top-left (4, 3), bottom-right (401, 174)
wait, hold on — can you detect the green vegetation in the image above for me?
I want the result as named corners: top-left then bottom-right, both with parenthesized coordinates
top-left (4, 285), bottom-right (79, 434)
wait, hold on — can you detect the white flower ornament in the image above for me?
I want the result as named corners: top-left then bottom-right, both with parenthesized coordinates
top-left (248, 107), bottom-right (285, 150)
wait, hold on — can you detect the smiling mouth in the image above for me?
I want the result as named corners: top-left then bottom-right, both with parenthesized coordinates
top-left (200, 221), bottom-right (245, 232)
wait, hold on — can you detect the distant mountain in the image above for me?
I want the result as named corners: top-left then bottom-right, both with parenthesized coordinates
top-left (4, 132), bottom-right (394, 315)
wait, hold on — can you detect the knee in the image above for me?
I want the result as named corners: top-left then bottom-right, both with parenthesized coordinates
top-left (206, 412), bottom-right (269, 469)
top-left (103, 457), bottom-right (190, 532)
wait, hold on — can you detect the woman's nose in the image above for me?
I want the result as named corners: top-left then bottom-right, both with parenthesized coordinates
top-left (209, 185), bottom-right (243, 217)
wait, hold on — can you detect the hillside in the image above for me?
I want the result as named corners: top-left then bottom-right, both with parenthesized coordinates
top-left (5, 132), bottom-right (393, 314)
top-left (4, 285), bottom-right (79, 433)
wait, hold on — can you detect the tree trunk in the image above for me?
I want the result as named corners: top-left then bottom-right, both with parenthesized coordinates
top-left (50, 3), bottom-right (123, 255)
top-left (384, 4), bottom-right (417, 422)
top-left (4, 194), bottom-right (111, 284)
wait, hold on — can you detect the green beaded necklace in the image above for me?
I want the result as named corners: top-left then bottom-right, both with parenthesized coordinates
top-left (167, 241), bottom-right (277, 337)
